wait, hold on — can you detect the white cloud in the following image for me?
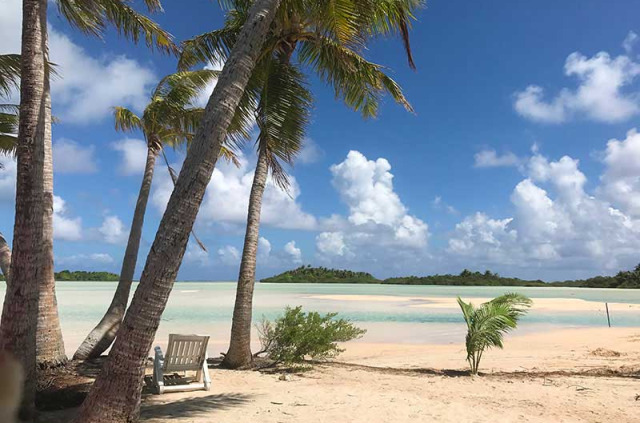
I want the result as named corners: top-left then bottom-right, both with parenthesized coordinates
top-left (192, 61), bottom-right (222, 108)
top-left (99, 215), bottom-right (128, 244)
top-left (514, 50), bottom-right (640, 123)
top-left (183, 243), bottom-right (210, 266)
top-left (448, 144), bottom-right (640, 272)
top-left (623, 31), bottom-right (638, 54)
top-left (431, 196), bottom-right (459, 215)
top-left (283, 240), bottom-right (302, 263)
top-left (58, 253), bottom-right (114, 265)
top-left (151, 151), bottom-right (316, 231)
top-left (0, 0), bottom-right (157, 124)
top-left (329, 151), bottom-right (428, 248)
top-left (217, 245), bottom-right (240, 266)
top-left (258, 237), bottom-right (272, 260)
top-left (113, 138), bottom-right (148, 176)
top-left (598, 128), bottom-right (640, 217)
top-left (474, 149), bottom-right (521, 168)
top-left (298, 138), bottom-right (324, 164)
top-left (53, 195), bottom-right (82, 241)
top-left (314, 151), bottom-right (429, 270)
top-left (53, 139), bottom-right (98, 174)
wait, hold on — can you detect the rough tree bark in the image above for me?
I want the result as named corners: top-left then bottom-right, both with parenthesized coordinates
top-left (36, 76), bottom-right (67, 368)
top-left (221, 145), bottom-right (269, 369)
top-left (0, 0), bottom-right (48, 419)
top-left (74, 1), bottom-right (281, 421)
top-left (73, 146), bottom-right (157, 360)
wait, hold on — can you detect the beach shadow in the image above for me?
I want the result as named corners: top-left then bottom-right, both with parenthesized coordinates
top-left (140, 393), bottom-right (253, 420)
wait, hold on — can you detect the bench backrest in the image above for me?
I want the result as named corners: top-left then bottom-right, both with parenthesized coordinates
top-left (163, 334), bottom-right (210, 372)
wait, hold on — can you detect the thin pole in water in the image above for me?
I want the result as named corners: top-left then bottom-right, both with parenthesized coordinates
top-left (605, 302), bottom-right (611, 327)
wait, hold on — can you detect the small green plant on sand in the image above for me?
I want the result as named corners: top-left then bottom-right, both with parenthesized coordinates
top-left (457, 293), bottom-right (532, 374)
top-left (257, 306), bottom-right (366, 366)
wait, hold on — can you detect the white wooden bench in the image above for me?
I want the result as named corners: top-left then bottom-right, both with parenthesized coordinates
top-left (152, 334), bottom-right (211, 394)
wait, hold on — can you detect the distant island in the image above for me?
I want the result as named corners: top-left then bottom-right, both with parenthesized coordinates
top-left (261, 265), bottom-right (640, 289)
top-left (261, 266), bottom-right (378, 284)
top-left (0, 270), bottom-right (120, 282)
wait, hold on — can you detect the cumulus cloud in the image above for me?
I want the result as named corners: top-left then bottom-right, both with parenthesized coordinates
top-left (53, 139), bottom-right (98, 174)
top-left (598, 128), bottom-right (640, 217)
top-left (514, 50), bottom-right (640, 123)
top-left (315, 151), bottom-right (429, 270)
top-left (0, 0), bottom-right (157, 123)
top-left (448, 144), bottom-right (640, 272)
top-left (113, 138), bottom-right (148, 176)
top-left (283, 241), bottom-right (302, 263)
top-left (217, 245), bottom-right (240, 266)
top-left (151, 151), bottom-right (316, 231)
top-left (474, 149), bottom-right (521, 168)
top-left (53, 195), bottom-right (82, 241)
top-left (99, 215), bottom-right (128, 244)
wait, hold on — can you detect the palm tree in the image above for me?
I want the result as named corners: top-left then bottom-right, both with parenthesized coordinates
top-left (457, 293), bottom-right (532, 375)
top-left (178, 0), bottom-right (421, 369)
top-left (0, 0), bottom-right (175, 419)
top-left (73, 69), bottom-right (244, 360)
top-left (74, 1), bottom-right (281, 421)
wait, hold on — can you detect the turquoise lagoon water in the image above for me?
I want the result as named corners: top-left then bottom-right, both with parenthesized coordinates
top-left (6, 282), bottom-right (639, 350)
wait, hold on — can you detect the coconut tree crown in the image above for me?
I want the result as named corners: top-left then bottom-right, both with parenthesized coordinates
top-left (178, 0), bottom-right (422, 189)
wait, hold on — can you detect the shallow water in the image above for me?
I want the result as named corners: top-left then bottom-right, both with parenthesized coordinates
top-left (4, 282), bottom-right (640, 351)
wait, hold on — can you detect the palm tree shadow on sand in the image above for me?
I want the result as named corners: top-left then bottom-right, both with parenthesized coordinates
top-left (140, 393), bottom-right (253, 420)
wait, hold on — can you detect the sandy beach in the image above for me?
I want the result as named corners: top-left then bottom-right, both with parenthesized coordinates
top-left (41, 326), bottom-right (640, 423)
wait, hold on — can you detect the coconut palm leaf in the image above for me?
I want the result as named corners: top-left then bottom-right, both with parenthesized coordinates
top-left (257, 59), bottom-right (312, 190)
top-left (457, 293), bottom-right (532, 374)
top-left (55, 0), bottom-right (177, 54)
top-left (0, 54), bottom-right (21, 97)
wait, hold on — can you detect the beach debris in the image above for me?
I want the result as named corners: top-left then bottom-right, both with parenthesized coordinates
top-left (590, 348), bottom-right (623, 358)
top-left (271, 401), bottom-right (284, 405)
top-left (278, 374), bottom-right (292, 382)
top-left (635, 394), bottom-right (639, 401)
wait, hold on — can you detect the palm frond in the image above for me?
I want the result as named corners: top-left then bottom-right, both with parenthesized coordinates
top-left (299, 37), bottom-right (412, 118)
top-left (113, 106), bottom-right (143, 132)
top-left (55, 0), bottom-right (178, 54)
top-left (458, 293), bottom-right (532, 374)
top-left (256, 60), bottom-right (312, 190)
top-left (0, 54), bottom-right (21, 97)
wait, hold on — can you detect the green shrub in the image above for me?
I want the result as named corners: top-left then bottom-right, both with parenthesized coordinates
top-left (257, 306), bottom-right (366, 365)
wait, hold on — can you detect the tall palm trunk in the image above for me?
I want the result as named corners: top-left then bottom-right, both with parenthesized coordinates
top-left (221, 145), bottom-right (269, 368)
top-left (74, 145), bottom-right (157, 360)
top-left (36, 84), bottom-right (67, 368)
top-left (0, 0), bottom-right (48, 419)
top-left (0, 233), bottom-right (11, 283)
top-left (74, 1), bottom-right (280, 421)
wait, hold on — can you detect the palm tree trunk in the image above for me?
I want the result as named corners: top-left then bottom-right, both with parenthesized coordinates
top-left (221, 145), bottom-right (269, 369)
top-left (0, 0), bottom-right (48, 419)
top-left (74, 1), bottom-right (281, 421)
top-left (73, 145), bottom-right (157, 360)
top-left (36, 78), bottom-right (67, 368)
top-left (0, 232), bottom-right (11, 284)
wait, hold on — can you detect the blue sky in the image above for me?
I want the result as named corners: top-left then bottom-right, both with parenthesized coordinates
top-left (2, 0), bottom-right (640, 281)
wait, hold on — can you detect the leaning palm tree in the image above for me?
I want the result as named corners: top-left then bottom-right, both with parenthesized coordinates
top-left (73, 69), bottom-right (246, 360)
top-left (178, 0), bottom-right (422, 369)
top-left (457, 293), bottom-right (532, 375)
top-left (0, 0), bottom-right (175, 418)
top-left (74, 2), bottom-right (281, 421)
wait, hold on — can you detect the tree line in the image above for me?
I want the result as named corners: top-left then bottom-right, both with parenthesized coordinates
top-left (262, 265), bottom-right (640, 288)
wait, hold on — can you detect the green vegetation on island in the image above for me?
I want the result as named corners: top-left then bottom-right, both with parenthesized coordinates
top-left (262, 264), bottom-right (640, 289)
top-left (261, 265), bottom-right (379, 284)
top-left (1, 270), bottom-right (120, 282)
